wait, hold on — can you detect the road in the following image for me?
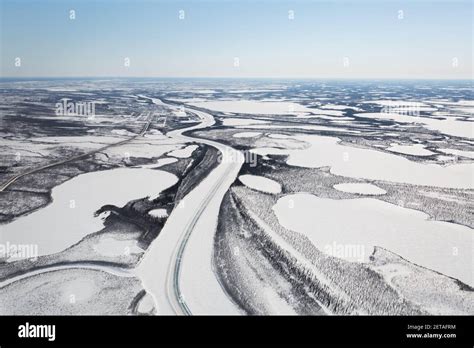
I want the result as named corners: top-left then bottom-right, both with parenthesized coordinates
top-left (0, 114), bottom-right (155, 286)
top-left (137, 99), bottom-right (244, 315)
top-left (0, 99), bottom-right (242, 315)
top-left (0, 114), bottom-right (153, 192)
top-left (0, 262), bottom-right (134, 289)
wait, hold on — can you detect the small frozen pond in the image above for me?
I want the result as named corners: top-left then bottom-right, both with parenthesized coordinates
top-left (222, 118), bottom-right (268, 126)
top-left (139, 157), bottom-right (178, 169)
top-left (238, 174), bottom-right (281, 194)
top-left (333, 183), bottom-right (386, 195)
top-left (233, 132), bottom-right (262, 138)
top-left (387, 143), bottom-right (435, 157)
top-left (439, 148), bottom-right (474, 159)
top-left (148, 208), bottom-right (168, 218)
top-left (167, 145), bottom-right (198, 158)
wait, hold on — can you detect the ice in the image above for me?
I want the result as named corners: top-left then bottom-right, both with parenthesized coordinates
top-left (238, 174), bottom-right (282, 194)
top-left (273, 193), bottom-right (473, 286)
top-left (189, 100), bottom-right (314, 115)
top-left (0, 168), bottom-right (178, 257)
top-left (333, 183), bottom-right (386, 195)
top-left (233, 132), bottom-right (262, 138)
top-left (251, 135), bottom-right (472, 189)
top-left (222, 118), bottom-right (269, 126)
top-left (387, 143), bottom-right (435, 157)
top-left (167, 144), bottom-right (198, 158)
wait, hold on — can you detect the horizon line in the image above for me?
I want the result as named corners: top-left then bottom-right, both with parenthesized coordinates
top-left (0, 76), bottom-right (473, 81)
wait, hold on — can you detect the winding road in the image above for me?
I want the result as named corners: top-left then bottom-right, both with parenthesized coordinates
top-left (0, 263), bottom-right (134, 289)
top-left (0, 98), bottom-right (242, 315)
top-left (137, 99), bottom-right (244, 315)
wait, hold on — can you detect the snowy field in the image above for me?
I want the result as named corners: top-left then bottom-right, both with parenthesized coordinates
top-left (0, 79), bottom-right (472, 316)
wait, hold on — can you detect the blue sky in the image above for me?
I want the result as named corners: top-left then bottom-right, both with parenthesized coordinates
top-left (1, 0), bottom-right (472, 78)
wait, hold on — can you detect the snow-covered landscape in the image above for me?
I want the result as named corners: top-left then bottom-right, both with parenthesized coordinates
top-left (0, 79), bottom-right (472, 316)
top-left (1, 0), bottom-right (473, 345)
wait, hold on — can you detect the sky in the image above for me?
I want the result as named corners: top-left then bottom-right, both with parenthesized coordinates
top-left (0, 0), bottom-right (472, 79)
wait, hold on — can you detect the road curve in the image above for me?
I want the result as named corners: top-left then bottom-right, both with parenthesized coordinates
top-left (0, 263), bottom-right (134, 289)
top-left (0, 115), bottom-right (154, 287)
top-left (137, 99), bottom-right (244, 315)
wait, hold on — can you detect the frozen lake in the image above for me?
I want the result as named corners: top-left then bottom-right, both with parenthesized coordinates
top-left (251, 134), bottom-right (474, 189)
top-left (273, 193), bottom-right (474, 286)
top-left (238, 174), bottom-right (281, 194)
top-left (1, 168), bottom-right (178, 258)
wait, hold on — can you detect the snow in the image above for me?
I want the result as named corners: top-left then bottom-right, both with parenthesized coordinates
top-left (138, 106), bottom-right (242, 315)
top-left (31, 135), bottom-right (120, 146)
top-left (420, 118), bottom-right (473, 139)
top-left (238, 174), bottom-right (282, 194)
top-left (173, 109), bottom-right (187, 117)
top-left (148, 208), bottom-right (168, 218)
top-left (320, 104), bottom-right (363, 111)
top-left (241, 124), bottom-right (361, 134)
top-left (371, 249), bottom-right (474, 315)
top-left (169, 98), bottom-right (208, 103)
top-left (250, 135), bottom-right (473, 189)
top-left (1, 168), bottom-right (178, 258)
top-left (222, 118), bottom-right (269, 126)
top-left (449, 107), bottom-right (474, 114)
top-left (387, 143), bottom-right (435, 156)
top-left (137, 293), bottom-right (155, 314)
top-left (194, 89), bottom-right (217, 94)
top-left (104, 138), bottom-right (183, 159)
top-left (111, 129), bottom-right (135, 136)
top-left (333, 183), bottom-right (386, 195)
top-left (144, 129), bottom-right (164, 136)
top-left (167, 145), bottom-right (198, 158)
top-left (261, 287), bottom-right (297, 314)
top-left (273, 193), bottom-right (473, 286)
top-left (268, 133), bottom-right (291, 139)
top-left (93, 237), bottom-right (143, 257)
top-left (304, 108), bottom-right (345, 116)
top-left (60, 279), bottom-right (96, 303)
top-left (233, 132), bottom-right (262, 138)
top-left (243, 205), bottom-right (347, 311)
top-left (364, 100), bottom-right (433, 108)
top-left (139, 157), bottom-right (178, 169)
top-left (354, 112), bottom-right (473, 139)
top-left (189, 100), bottom-right (314, 115)
top-left (228, 89), bottom-right (282, 93)
top-left (439, 148), bottom-right (474, 159)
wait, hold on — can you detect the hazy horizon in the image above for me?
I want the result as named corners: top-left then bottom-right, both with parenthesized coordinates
top-left (1, 0), bottom-right (473, 79)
